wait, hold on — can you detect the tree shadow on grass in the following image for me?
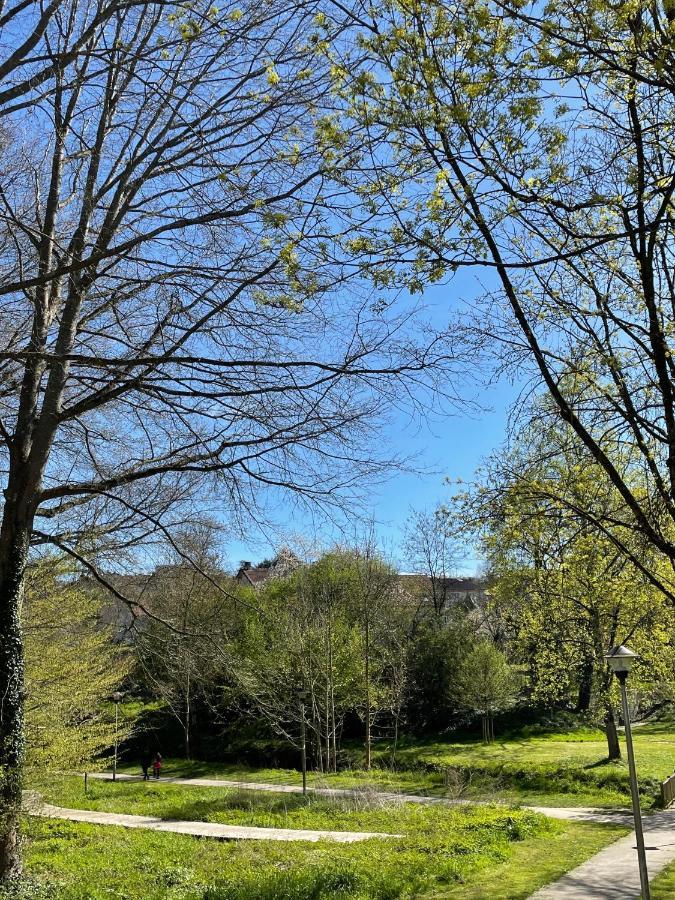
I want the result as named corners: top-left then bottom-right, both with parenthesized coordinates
top-left (583, 758), bottom-right (627, 770)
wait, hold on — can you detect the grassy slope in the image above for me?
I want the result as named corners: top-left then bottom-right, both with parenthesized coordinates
top-left (429, 822), bottom-right (626, 900)
top-left (116, 756), bottom-right (629, 808)
top-left (35, 776), bottom-right (451, 830)
top-left (650, 859), bottom-right (675, 898)
top-left (20, 736), bottom-right (637, 899)
top-left (358, 720), bottom-right (675, 808)
top-left (113, 716), bottom-right (675, 808)
top-left (20, 796), bottom-right (625, 900)
top-left (116, 758), bottom-right (444, 794)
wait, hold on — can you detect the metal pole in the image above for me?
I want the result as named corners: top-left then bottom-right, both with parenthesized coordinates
top-left (113, 701), bottom-right (118, 783)
top-left (300, 701), bottom-right (307, 796)
top-left (619, 673), bottom-right (650, 899)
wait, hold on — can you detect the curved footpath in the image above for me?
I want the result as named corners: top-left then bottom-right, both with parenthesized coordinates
top-left (45, 774), bottom-right (675, 896)
top-left (29, 801), bottom-right (396, 843)
top-left (530, 809), bottom-right (675, 899)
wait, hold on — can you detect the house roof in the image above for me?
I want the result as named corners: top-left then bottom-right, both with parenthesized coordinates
top-left (237, 566), bottom-right (275, 586)
top-left (397, 574), bottom-right (487, 593)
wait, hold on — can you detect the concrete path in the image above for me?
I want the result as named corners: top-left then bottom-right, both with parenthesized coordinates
top-left (44, 776), bottom-right (675, 894)
top-left (89, 772), bottom-right (464, 806)
top-left (527, 806), bottom-right (634, 826)
top-left (530, 810), bottom-right (675, 899)
top-left (91, 773), bottom-right (635, 821)
top-left (31, 802), bottom-right (396, 843)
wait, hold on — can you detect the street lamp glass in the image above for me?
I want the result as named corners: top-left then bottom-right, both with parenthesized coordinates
top-left (604, 645), bottom-right (638, 675)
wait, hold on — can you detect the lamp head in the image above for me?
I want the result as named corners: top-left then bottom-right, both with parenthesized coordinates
top-left (111, 691), bottom-right (124, 703)
top-left (604, 645), bottom-right (638, 677)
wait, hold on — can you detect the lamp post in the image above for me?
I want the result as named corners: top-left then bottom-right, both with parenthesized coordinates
top-left (605, 645), bottom-right (650, 899)
top-left (111, 691), bottom-right (124, 782)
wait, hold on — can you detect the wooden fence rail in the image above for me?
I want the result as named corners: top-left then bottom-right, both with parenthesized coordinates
top-left (660, 773), bottom-right (675, 808)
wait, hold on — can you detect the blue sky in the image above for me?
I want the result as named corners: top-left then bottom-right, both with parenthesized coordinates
top-left (223, 377), bottom-right (519, 574)
top-left (223, 277), bottom-right (524, 574)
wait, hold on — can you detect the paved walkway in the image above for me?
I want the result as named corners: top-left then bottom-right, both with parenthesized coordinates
top-left (89, 772), bottom-right (465, 806)
top-left (530, 810), bottom-right (675, 899)
top-left (91, 773), bottom-right (633, 821)
top-left (31, 802), bottom-right (396, 843)
top-left (92, 772), bottom-right (675, 896)
top-left (527, 806), bottom-right (633, 826)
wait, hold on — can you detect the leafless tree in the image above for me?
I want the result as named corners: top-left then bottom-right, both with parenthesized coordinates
top-left (403, 508), bottom-right (462, 617)
top-left (134, 525), bottom-right (231, 761)
top-left (0, 0), bottom-right (460, 876)
top-left (349, 537), bottom-right (405, 769)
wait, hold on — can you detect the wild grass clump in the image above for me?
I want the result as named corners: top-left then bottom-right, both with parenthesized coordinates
top-left (19, 796), bottom-right (557, 899)
top-left (204, 866), bottom-right (362, 900)
top-left (0, 878), bottom-right (57, 899)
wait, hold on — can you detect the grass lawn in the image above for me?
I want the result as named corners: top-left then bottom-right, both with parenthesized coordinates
top-left (427, 822), bottom-right (626, 899)
top-left (361, 720), bottom-right (675, 809)
top-left (110, 716), bottom-right (675, 809)
top-left (113, 756), bottom-right (630, 809)
top-left (17, 779), bottom-right (627, 899)
top-left (118, 757), bottom-right (445, 795)
top-left (649, 857), bottom-right (675, 898)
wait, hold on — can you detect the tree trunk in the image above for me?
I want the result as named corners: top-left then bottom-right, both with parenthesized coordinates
top-left (605, 705), bottom-right (622, 760)
top-left (326, 614), bottom-right (337, 773)
top-left (324, 671), bottom-right (331, 774)
top-left (576, 655), bottom-right (594, 712)
top-left (0, 511), bottom-right (29, 880)
top-left (312, 714), bottom-right (324, 773)
top-left (315, 725), bottom-right (324, 773)
top-left (183, 721), bottom-right (190, 762)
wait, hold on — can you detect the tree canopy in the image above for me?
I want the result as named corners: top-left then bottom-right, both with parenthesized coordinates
top-left (454, 416), bottom-right (675, 755)
top-left (328, 0), bottom-right (675, 586)
top-left (23, 558), bottom-right (133, 771)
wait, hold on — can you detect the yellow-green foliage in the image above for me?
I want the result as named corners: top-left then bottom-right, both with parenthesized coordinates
top-left (23, 559), bottom-right (133, 771)
top-left (466, 423), bottom-right (675, 717)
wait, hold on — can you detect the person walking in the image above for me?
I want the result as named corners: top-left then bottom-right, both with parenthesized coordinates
top-left (152, 752), bottom-right (163, 780)
top-left (141, 748), bottom-right (152, 781)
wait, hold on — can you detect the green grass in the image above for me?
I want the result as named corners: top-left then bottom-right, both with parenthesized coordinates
top-left (78, 716), bottom-right (675, 813)
top-left (113, 756), bottom-right (630, 809)
top-left (32, 774), bottom-right (456, 831)
top-left (17, 800), bottom-right (626, 899)
top-left (650, 857), bottom-right (675, 898)
top-left (118, 757), bottom-right (445, 793)
top-left (358, 721), bottom-right (675, 809)
top-left (113, 720), bottom-right (670, 808)
top-left (425, 821), bottom-right (626, 899)
top-left (35, 765), bottom-right (629, 819)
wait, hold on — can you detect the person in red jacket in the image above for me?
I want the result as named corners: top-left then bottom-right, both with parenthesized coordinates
top-left (152, 752), bottom-right (163, 780)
